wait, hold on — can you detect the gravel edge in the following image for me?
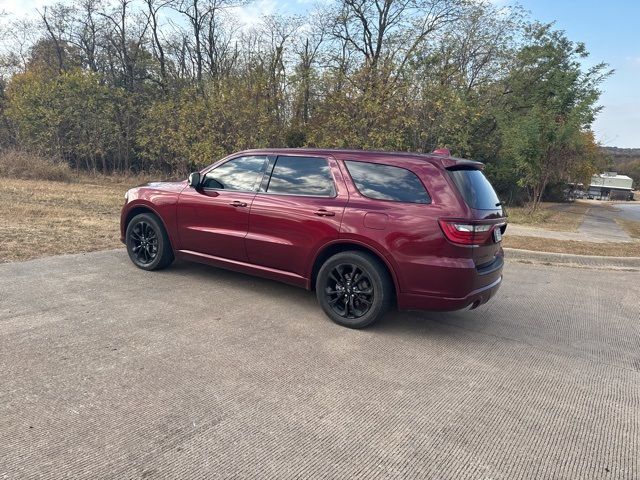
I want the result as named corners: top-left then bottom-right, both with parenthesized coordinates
top-left (504, 247), bottom-right (640, 271)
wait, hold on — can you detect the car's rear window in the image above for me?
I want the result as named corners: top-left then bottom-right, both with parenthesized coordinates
top-left (448, 168), bottom-right (500, 210)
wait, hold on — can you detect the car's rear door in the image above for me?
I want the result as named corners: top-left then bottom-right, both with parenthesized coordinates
top-left (177, 155), bottom-right (268, 261)
top-left (245, 155), bottom-right (348, 276)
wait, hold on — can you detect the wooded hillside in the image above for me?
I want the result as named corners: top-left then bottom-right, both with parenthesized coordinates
top-left (602, 147), bottom-right (640, 188)
top-left (0, 0), bottom-right (613, 208)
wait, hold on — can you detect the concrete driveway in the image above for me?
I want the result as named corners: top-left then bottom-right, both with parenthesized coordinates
top-left (507, 201), bottom-right (636, 243)
top-left (1, 251), bottom-right (638, 479)
top-left (578, 204), bottom-right (632, 242)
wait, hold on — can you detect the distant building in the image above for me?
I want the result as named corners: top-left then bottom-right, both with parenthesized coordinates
top-left (588, 172), bottom-right (633, 200)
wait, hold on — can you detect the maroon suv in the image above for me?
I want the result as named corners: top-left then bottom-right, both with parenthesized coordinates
top-left (121, 148), bottom-right (506, 328)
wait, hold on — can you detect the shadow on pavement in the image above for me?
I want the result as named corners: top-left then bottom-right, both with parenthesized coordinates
top-left (166, 259), bottom-right (483, 339)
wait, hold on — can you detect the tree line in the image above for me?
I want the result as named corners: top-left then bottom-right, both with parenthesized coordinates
top-left (602, 147), bottom-right (640, 188)
top-left (0, 0), bottom-right (611, 208)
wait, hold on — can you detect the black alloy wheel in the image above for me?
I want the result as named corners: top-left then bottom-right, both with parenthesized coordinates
top-left (316, 251), bottom-right (392, 328)
top-left (129, 220), bottom-right (158, 265)
top-left (325, 263), bottom-right (375, 319)
top-left (126, 213), bottom-right (174, 270)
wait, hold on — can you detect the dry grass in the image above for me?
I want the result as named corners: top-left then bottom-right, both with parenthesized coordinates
top-left (0, 149), bottom-right (163, 262)
top-left (616, 218), bottom-right (640, 240)
top-left (506, 202), bottom-right (589, 232)
top-left (503, 235), bottom-right (640, 257)
top-left (0, 149), bottom-right (75, 182)
top-left (0, 177), bottom-right (146, 262)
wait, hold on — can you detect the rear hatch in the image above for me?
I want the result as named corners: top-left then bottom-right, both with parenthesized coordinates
top-left (447, 166), bottom-right (506, 268)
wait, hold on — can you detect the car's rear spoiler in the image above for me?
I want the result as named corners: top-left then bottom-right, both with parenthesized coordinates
top-left (446, 160), bottom-right (485, 171)
top-left (427, 155), bottom-right (485, 171)
top-left (427, 148), bottom-right (485, 170)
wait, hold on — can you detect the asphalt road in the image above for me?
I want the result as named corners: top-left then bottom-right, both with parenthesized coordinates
top-left (614, 203), bottom-right (640, 222)
top-left (1, 251), bottom-right (638, 479)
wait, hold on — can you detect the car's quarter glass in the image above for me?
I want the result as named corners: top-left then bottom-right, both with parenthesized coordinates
top-left (245, 155), bottom-right (347, 277)
top-left (176, 155), bottom-right (268, 261)
top-left (344, 161), bottom-right (430, 204)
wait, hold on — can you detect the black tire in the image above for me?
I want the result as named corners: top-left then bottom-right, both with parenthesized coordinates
top-left (125, 213), bottom-right (174, 271)
top-left (316, 251), bottom-right (393, 328)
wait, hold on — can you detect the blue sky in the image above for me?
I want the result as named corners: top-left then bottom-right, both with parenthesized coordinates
top-left (2, 0), bottom-right (639, 147)
top-left (511, 0), bottom-right (640, 147)
top-left (254, 0), bottom-right (640, 147)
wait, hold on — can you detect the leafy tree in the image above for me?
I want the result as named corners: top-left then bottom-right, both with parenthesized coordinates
top-left (6, 69), bottom-right (118, 171)
top-left (498, 24), bottom-right (611, 210)
top-left (0, 0), bottom-right (612, 204)
top-left (0, 78), bottom-right (14, 146)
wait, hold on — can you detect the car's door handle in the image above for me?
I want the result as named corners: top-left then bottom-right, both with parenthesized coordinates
top-left (230, 201), bottom-right (248, 207)
top-left (314, 209), bottom-right (335, 217)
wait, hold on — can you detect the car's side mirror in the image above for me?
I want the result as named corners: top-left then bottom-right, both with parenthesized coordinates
top-left (188, 172), bottom-right (201, 188)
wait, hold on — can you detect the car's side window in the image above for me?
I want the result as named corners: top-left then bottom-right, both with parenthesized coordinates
top-left (344, 160), bottom-right (431, 204)
top-left (265, 156), bottom-right (336, 197)
top-left (202, 156), bottom-right (268, 192)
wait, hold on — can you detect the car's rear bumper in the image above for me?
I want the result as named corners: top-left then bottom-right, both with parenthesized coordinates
top-left (396, 253), bottom-right (504, 312)
top-left (398, 274), bottom-right (502, 311)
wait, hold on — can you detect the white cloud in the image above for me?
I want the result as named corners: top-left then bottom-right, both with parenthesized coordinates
top-left (228, 0), bottom-right (280, 29)
top-left (1, 0), bottom-right (49, 17)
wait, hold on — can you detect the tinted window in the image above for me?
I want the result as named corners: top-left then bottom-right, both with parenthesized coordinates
top-left (345, 161), bottom-right (430, 204)
top-left (266, 156), bottom-right (335, 196)
top-left (202, 156), bottom-right (267, 191)
top-left (448, 168), bottom-right (500, 209)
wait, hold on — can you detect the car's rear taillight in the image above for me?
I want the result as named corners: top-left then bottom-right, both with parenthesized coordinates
top-left (438, 220), bottom-right (494, 246)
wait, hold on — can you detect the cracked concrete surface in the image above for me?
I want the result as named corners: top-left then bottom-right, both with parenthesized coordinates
top-left (1, 250), bottom-right (638, 479)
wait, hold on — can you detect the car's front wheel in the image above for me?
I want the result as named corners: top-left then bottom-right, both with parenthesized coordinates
top-left (125, 213), bottom-right (174, 270)
top-left (316, 251), bottom-right (392, 328)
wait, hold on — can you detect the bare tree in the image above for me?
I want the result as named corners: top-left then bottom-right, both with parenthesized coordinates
top-left (144, 0), bottom-right (171, 85)
top-left (0, 18), bottom-right (40, 75)
top-left (202, 4), bottom-right (241, 79)
top-left (170, 0), bottom-right (246, 87)
top-left (292, 10), bottom-right (328, 124)
top-left (73, 0), bottom-right (103, 72)
top-left (38, 5), bottom-right (70, 73)
top-left (99, 0), bottom-right (150, 89)
top-left (332, 0), bottom-right (463, 77)
top-left (260, 15), bottom-right (303, 124)
top-left (171, 0), bottom-right (208, 86)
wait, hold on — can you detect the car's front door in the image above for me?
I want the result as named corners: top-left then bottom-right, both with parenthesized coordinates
top-left (177, 155), bottom-right (268, 261)
top-left (245, 155), bottom-right (348, 277)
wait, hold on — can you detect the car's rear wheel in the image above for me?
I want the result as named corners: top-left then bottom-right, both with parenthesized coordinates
top-left (126, 213), bottom-right (174, 270)
top-left (316, 251), bottom-right (392, 328)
